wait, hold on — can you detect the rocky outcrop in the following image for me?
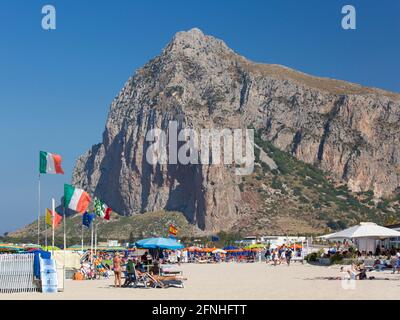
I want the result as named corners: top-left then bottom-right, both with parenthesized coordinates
top-left (72, 28), bottom-right (400, 232)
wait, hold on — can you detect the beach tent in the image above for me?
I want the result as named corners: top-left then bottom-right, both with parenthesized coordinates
top-left (323, 222), bottom-right (400, 240)
top-left (53, 251), bottom-right (81, 269)
top-left (135, 237), bottom-right (184, 250)
top-left (323, 222), bottom-right (400, 253)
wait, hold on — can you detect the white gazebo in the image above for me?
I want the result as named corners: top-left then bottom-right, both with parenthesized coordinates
top-left (322, 222), bottom-right (400, 253)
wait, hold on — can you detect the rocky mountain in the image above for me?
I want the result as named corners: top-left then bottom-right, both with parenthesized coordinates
top-left (72, 28), bottom-right (400, 234)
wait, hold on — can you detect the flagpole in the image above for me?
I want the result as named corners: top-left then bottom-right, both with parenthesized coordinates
top-left (63, 205), bottom-right (66, 267)
top-left (81, 223), bottom-right (84, 252)
top-left (90, 220), bottom-right (94, 265)
top-left (44, 207), bottom-right (48, 251)
top-left (37, 174), bottom-right (41, 246)
top-left (94, 222), bottom-right (97, 256)
top-left (52, 198), bottom-right (55, 256)
top-left (45, 217), bottom-right (48, 250)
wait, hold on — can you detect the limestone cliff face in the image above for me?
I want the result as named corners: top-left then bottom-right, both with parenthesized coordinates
top-left (72, 28), bottom-right (400, 232)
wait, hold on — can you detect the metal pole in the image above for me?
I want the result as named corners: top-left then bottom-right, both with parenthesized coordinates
top-left (90, 221), bottom-right (94, 265)
top-left (37, 174), bottom-right (41, 246)
top-left (94, 223), bottom-right (97, 256)
top-left (52, 198), bottom-right (55, 256)
top-left (81, 223), bottom-right (84, 252)
top-left (45, 213), bottom-right (48, 250)
top-left (63, 206), bottom-right (66, 267)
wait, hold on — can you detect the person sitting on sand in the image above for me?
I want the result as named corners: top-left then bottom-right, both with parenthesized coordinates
top-left (373, 258), bottom-right (386, 271)
top-left (122, 258), bottom-right (136, 287)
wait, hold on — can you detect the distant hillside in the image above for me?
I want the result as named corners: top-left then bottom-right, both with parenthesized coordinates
top-left (7, 211), bottom-right (204, 243)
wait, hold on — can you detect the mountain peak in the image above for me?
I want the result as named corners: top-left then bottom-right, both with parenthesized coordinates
top-left (165, 28), bottom-right (233, 56)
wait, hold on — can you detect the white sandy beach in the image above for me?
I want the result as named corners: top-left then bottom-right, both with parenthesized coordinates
top-left (1, 262), bottom-right (400, 300)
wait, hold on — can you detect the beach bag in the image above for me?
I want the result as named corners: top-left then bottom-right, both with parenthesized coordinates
top-left (73, 272), bottom-right (84, 280)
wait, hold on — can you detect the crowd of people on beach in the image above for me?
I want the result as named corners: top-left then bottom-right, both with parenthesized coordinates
top-left (263, 247), bottom-right (301, 266)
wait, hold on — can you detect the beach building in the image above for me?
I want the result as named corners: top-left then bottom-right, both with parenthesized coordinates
top-left (236, 236), bottom-right (306, 247)
top-left (383, 223), bottom-right (400, 249)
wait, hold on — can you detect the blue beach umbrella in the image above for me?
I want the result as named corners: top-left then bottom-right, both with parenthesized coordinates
top-left (135, 237), bottom-right (184, 250)
top-left (223, 246), bottom-right (239, 250)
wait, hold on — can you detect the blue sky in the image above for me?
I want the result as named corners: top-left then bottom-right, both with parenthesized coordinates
top-left (0, 0), bottom-right (399, 235)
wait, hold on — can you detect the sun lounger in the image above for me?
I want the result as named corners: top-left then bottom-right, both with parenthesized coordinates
top-left (146, 273), bottom-right (185, 288)
top-left (363, 259), bottom-right (375, 271)
top-left (291, 256), bottom-right (304, 264)
top-left (195, 258), bottom-right (208, 264)
top-left (132, 269), bottom-right (149, 288)
top-left (160, 265), bottom-right (183, 276)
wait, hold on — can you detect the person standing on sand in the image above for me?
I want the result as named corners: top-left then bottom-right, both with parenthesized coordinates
top-left (286, 248), bottom-right (292, 266)
top-left (273, 249), bottom-right (279, 266)
top-left (280, 249), bottom-right (286, 265)
top-left (265, 248), bottom-right (271, 264)
top-left (113, 253), bottom-right (122, 288)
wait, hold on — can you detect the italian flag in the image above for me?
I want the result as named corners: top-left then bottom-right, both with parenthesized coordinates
top-left (64, 184), bottom-right (91, 214)
top-left (94, 197), bottom-right (113, 220)
top-left (39, 151), bottom-right (64, 174)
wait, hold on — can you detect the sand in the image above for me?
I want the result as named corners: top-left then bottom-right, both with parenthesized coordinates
top-left (1, 262), bottom-right (400, 300)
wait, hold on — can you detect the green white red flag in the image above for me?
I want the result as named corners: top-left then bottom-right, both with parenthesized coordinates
top-left (39, 151), bottom-right (64, 174)
top-left (94, 197), bottom-right (113, 220)
top-left (64, 184), bottom-right (91, 214)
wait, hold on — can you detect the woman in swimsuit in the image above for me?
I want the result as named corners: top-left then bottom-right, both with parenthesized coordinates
top-left (113, 253), bottom-right (122, 288)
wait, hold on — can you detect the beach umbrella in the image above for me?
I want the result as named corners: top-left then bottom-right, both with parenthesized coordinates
top-left (212, 249), bottom-right (227, 254)
top-left (42, 245), bottom-right (61, 251)
top-left (186, 246), bottom-right (202, 251)
top-left (135, 237), bottom-right (184, 250)
top-left (244, 244), bottom-right (265, 250)
top-left (223, 245), bottom-right (239, 250)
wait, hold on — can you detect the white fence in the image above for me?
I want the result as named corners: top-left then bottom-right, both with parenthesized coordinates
top-left (0, 254), bottom-right (38, 293)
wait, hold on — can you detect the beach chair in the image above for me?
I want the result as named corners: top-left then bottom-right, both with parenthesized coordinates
top-left (146, 273), bottom-right (185, 289)
top-left (133, 269), bottom-right (149, 288)
top-left (363, 259), bottom-right (375, 271)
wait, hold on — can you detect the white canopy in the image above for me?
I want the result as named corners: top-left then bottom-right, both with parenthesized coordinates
top-left (317, 232), bottom-right (340, 239)
top-left (324, 222), bottom-right (400, 240)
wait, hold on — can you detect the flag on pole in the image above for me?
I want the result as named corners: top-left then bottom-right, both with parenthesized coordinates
top-left (82, 212), bottom-right (95, 228)
top-left (64, 184), bottom-right (91, 213)
top-left (93, 197), bottom-right (113, 220)
top-left (45, 208), bottom-right (62, 228)
top-left (39, 151), bottom-right (64, 174)
top-left (168, 224), bottom-right (178, 236)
